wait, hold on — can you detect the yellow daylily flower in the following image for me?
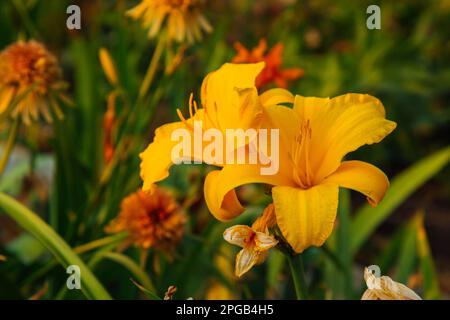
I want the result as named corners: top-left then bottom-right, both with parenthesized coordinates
top-left (223, 204), bottom-right (278, 277)
top-left (139, 62), bottom-right (294, 202)
top-left (362, 268), bottom-right (422, 300)
top-left (205, 94), bottom-right (396, 253)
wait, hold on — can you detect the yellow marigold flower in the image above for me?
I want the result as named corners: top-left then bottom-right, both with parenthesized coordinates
top-left (223, 204), bottom-right (278, 277)
top-left (362, 268), bottom-right (422, 300)
top-left (127, 0), bottom-right (212, 43)
top-left (206, 94), bottom-right (396, 253)
top-left (105, 188), bottom-right (186, 252)
top-left (139, 62), bottom-right (294, 217)
top-left (0, 40), bottom-right (67, 125)
top-left (232, 39), bottom-right (304, 89)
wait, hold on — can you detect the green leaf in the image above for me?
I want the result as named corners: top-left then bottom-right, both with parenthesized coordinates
top-left (0, 192), bottom-right (111, 300)
top-left (350, 146), bottom-right (450, 253)
top-left (395, 218), bottom-right (417, 284)
top-left (415, 212), bottom-right (441, 299)
top-left (266, 250), bottom-right (286, 296)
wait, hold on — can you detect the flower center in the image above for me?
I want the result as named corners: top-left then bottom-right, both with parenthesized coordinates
top-left (290, 119), bottom-right (314, 189)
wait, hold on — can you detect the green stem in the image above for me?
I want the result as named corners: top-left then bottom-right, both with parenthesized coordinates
top-left (138, 35), bottom-right (166, 101)
top-left (11, 0), bottom-right (38, 38)
top-left (90, 251), bottom-right (156, 294)
top-left (287, 253), bottom-right (308, 300)
top-left (0, 192), bottom-right (111, 300)
top-left (0, 118), bottom-right (20, 178)
top-left (74, 233), bottom-right (127, 255)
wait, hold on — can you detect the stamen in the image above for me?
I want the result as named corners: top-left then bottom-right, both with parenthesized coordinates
top-left (213, 101), bottom-right (222, 131)
top-left (189, 93), bottom-right (194, 118)
top-left (290, 119), bottom-right (313, 188)
top-left (176, 108), bottom-right (194, 131)
top-left (193, 100), bottom-right (198, 113)
top-left (239, 92), bottom-right (251, 117)
top-left (303, 121), bottom-right (313, 187)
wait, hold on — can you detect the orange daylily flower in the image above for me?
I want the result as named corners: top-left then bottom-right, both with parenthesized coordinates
top-left (232, 39), bottom-right (304, 89)
top-left (139, 62), bottom-right (294, 198)
top-left (205, 94), bottom-right (396, 253)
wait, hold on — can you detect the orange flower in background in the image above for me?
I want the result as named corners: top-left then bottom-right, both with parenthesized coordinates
top-left (103, 92), bottom-right (116, 164)
top-left (232, 38), bottom-right (304, 89)
top-left (105, 188), bottom-right (186, 253)
top-left (127, 0), bottom-right (212, 43)
top-left (0, 40), bottom-right (68, 125)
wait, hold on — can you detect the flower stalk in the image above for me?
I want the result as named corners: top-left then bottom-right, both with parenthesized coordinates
top-left (287, 253), bottom-right (308, 300)
top-left (0, 117), bottom-right (20, 178)
top-left (138, 34), bottom-right (166, 101)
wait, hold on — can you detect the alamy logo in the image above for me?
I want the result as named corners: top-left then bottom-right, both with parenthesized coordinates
top-left (366, 5), bottom-right (381, 30)
top-left (66, 5), bottom-right (81, 30)
top-left (171, 121), bottom-right (280, 175)
top-left (66, 265), bottom-right (81, 290)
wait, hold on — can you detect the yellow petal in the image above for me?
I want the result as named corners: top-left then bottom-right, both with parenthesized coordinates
top-left (324, 160), bottom-right (389, 206)
top-left (235, 247), bottom-right (260, 277)
top-left (272, 183), bottom-right (339, 253)
top-left (204, 170), bottom-right (245, 221)
top-left (201, 63), bottom-right (265, 131)
top-left (259, 88), bottom-right (294, 107)
top-left (293, 94), bottom-right (397, 183)
top-left (204, 164), bottom-right (295, 221)
top-left (223, 225), bottom-right (254, 248)
top-left (139, 111), bottom-right (204, 190)
top-left (254, 231), bottom-right (278, 251)
top-left (260, 104), bottom-right (299, 158)
top-left (140, 121), bottom-right (185, 190)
